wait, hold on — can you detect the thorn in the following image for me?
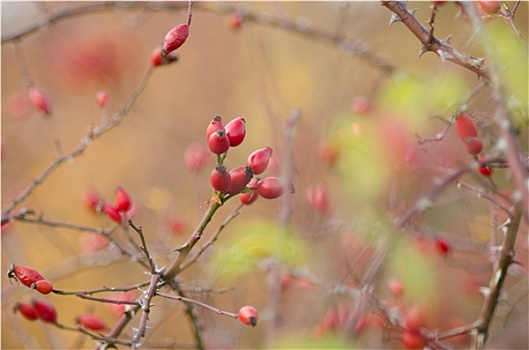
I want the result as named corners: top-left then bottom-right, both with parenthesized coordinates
top-left (389, 13), bottom-right (402, 26)
top-left (419, 45), bottom-right (429, 57)
top-left (444, 34), bottom-right (453, 45)
top-left (470, 57), bottom-right (486, 69)
top-left (409, 8), bottom-right (418, 16)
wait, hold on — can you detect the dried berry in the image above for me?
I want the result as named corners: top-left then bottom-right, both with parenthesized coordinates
top-left (163, 23), bottom-right (189, 54)
top-left (7, 264), bottom-right (45, 288)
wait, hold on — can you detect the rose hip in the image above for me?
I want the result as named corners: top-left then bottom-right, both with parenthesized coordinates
top-left (257, 177), bottom-right (286, 199)
top-left (208, 130), bottom-right (230, 155)
top-left (247, 147), bottom-right (273, 175)
top-left (206, 115), bottom-right (225, 141)
top-left (238, 306), bottom-right (259, 327)
top-left (102, 204), bottom-right (122, 222)
top-left (455, 113), bottom-right (478, 142)
top-left (14, 302), bottom-right (39, 321)
top-left (226, 166), bottom-right (254, 195)
top-left (115, 186), bottom-right (131, 212)
top-left (163, 23), bottom-right (189, 54)
top-left (76, 313), bottom-right (107, 330)
top-left (225, 117), bottom-right (246, 147)
top-left (31, 280), bottom-right (53, 295)
top-left (28, 86), bottom-right (52, 115)
top-left (210, 165), bottom-right (232, 192)
top-left (7, 263), bottom-right (45, 288)
top-left (465, 137), bottom-right (483, 156)
top-left (239, 178), bottom-right (259, 205)
top-left (151, 46), bottom-right (178, 67)
top-left (32, 299), bottom-right (57, 323)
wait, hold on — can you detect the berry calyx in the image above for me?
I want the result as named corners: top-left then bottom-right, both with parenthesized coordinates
top-left (257, 177), bottom-right (287, 199)
top-left (32, 299), bottom-right (57, 323)
top-left (14, 302), bottom-right (39, 321)
top-left (7, 263), bottom-right (45, 288)
top-left (208, 130), bottom-right (230, 155)
top-left (163, 23), bottom-right (189, 54)
top-left (210, 165), bottom-right (232, 192)
top-left (76, 313), bottom-right (107, 330)
top-left (102, 204), bottom-right (122, 222)
top-left (225, 117), bottom-right (246, 147)
top-left (226, 166), bottom-right (254, 195)
top-left (206, 115), bottom-right (225, 141)
top-left (151, 46), bottom-right (178, 67)
top-left (31, 280), bottom-right (54, 295)
top-left (247, 147), bottom-right (273, 175)
top-left (115, 186), bottom-right (131, 212)
top-left (238, 306), bottom-right (259, 327)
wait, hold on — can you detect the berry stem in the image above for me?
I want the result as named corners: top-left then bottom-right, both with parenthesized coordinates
top-left (157, 291), bottom-right (238, 319)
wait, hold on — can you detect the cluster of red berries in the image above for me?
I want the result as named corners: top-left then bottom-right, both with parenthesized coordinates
top-left (14, 299), bottom-right (57, 324)
top-left (7, 264), bottom-right (53, 295)
top-left (454, 113), bottom-right (493, 177)
top-left (85, 186), bottom-right (132, 223)
top-left (205, 115), bottom-right (291, 202)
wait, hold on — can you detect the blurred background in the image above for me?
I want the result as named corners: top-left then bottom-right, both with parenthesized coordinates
top-left (2, 1), bottom-right (528, 349)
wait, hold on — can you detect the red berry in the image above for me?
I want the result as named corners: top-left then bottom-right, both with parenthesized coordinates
top-left (78, 232), bottom-right (110, 253)
top-left (318, 140), bottom-right (340, 167)
top-left (7, 263), bottom-right (45, 288)
top-left (402, 331), bottom-right (427, 349)
top-left (76, 313), bottom-right (107, 330)
top-left (32, 299), bottom-right (57, 323)
top-left (151, 46), bottom-right (178, 67)
top-left (387, 277), bottom-right (404, 297)
top-left (238, 306), bottom-right (259, 327)
top-left (206, 115), bottom-right (225, 141)
top-left (479, 0), bottom-right (501, 13)
top-left (115, 186), bottom-right (131, 212)
top-left (208, 130), bottom-right (230, 155)
top-left (431, 0), bottom-right (446, 6)
top-left (435, 238), bottom-right (451, 255)
top-left (465, 137), bottom-right (483, 156)
top-left (455, 113), bottom-right (478, 142)
top-left (95, 90), bottom-right (109, 108)
top-left (240, 178), bottom-right (259, 205)
top-left (257, 177), bottom-right (286, 199)
top-left (478, 165), bottom-right (493, 176)
top-left (163, 23), bottom-right (189, 54)
top-left (14, 302), bottom-right (39, 321)
top-left (210, 165), bottom-right (232, 192)
top-left (102, 204), bottom-right (122, 222)
top-left (166, 216), bottom-right (187, 235)
top-left (31, 280), bottom-right (53, 295)
top-left (226, 166), bottom-right (254, 195)
top-left (404, 306), bottom-right (427, 333)
top-left (247, 147), bottom-right (273, 175)
top-left (306, 183), bottom-right (330, 214)
top-left (229, 13), bottom-right (243, 30)
top-left (28, 86), bottom-right (52, 115)
top-left (225, 117), bottom-right (246, 147)
top-left (184, 142), bottom-right (212, 173)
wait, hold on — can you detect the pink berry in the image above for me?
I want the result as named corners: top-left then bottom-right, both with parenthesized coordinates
top-left (76, 313), bottom-right (107, 330)
top-left (14, 302), bottom-right (39, 321)
top-left (206, 116), bottom-right (225, 142)
top-left (28, 86), bottom-right (51, 115)
top-left (239, 178), bottom-right (259, 205)
top-left (102, 204), bottom-right (122, 222)
top-left (351, 96), bottom-right (371, 115)
top-left (306, 183), bottom-right (330, 214)
top-left (247, 147), bottom-right (273, 175)
top-left (455, 113), bottom-right (478, 142)
top-left (163, 23), bottom-right (189, 54)
top-left (225, 117), bottom-right (246, 147)
top-left (31, 280), bottom-right (53, 295)
top-left (479, 0), bottom-right (501, 14)
top-left (184, 142), bottom-right (212, 173)
top-left (465, 137), bottom-right (483, 156)
top-left (257, 177), bottom-right (286, 199)
top-left (238, 306), bottom-right (259, 327)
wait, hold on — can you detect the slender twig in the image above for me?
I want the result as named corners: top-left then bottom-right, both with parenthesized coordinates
top-left (73, 293), bottom-right (140, 306)
top-left (128, 220), bottom-right (156, 273)
top-left (180, 202), bottom-right (244, 272)
top-left (381, 1), bottom-right (488, 79)
top-left (53, 322), bottom-right (132, 347)
top-left (53, 281), bottom-right (154, 296)
top-left (470, 208), bottom-right (522, 349)
top-left (156, 291), bottom-right (238, 320)
top-left (173, 283), bottom-right (204, 350)
top-left (131, 273), bottom-right (161, 347)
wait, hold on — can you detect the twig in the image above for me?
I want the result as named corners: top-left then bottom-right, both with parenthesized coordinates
top-left (381, 1), bottom-right (488, 79)
top-left (470, 208), bottom-right (522, 349)
top-left (128, 220), bottom-right (156, 273)
top-left (53, 322), bottom-right (132, 347)
top-left (53, 281), bottom-right (153, 296)
top-left (156, 291), bottom-right (238, 320)
top-left (131, 273), bottom-right (161, 347)
top-left (173, 283), bottom-right (204, 350)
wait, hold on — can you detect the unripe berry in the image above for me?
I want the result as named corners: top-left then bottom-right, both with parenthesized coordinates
top-left (14, 302), bottom-right (39, 321)
top-left (31, 280), bottom-right (53, 295)
top-left (225, 117), bottom-right (246, 147)
top-left (455, 113), bottom-right (478, 142)
top-left (208, 130), bottom-right (230, 155)
top-left (435, 238), bottom-right (451, 255)
top-left (76, 313), bottom-right (107, 330)
top-left (210, 165), bottom-right (232, 192)
top-left (465, 137), bottom-right (483, 156)
top-left (28, 86), bottom-right (52, 115)
top-left (206, 115), bottom-right (225, 141)
top-left (184, 142), bottom-right (212, 173)
top-left (151, 46), bottom-right (178, 67)
top-left (240, 178), bottom-right (259, 205)
top-left (479, 0), bottom-right (501, 14)
top-left (238, 306), bottom-right (259, 327)
top-left (95, 90), bottom-right (109, 108)
top-left (32, 299), bottom-right (57, 323)
top-left (247, 147), bottom-right (273, 175)
top-left (115, 186), bottom-right (131, 212)
top-left (163, 23), bottom-right (189, 54)
top-left (7, 263), bottom-right (45, 288)
top-left (226, 166), bottom-right (254, 195)
top-left (102, 204), bottom-right (122, 222)
top-left (257, 177), bottom-right (286, 199)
